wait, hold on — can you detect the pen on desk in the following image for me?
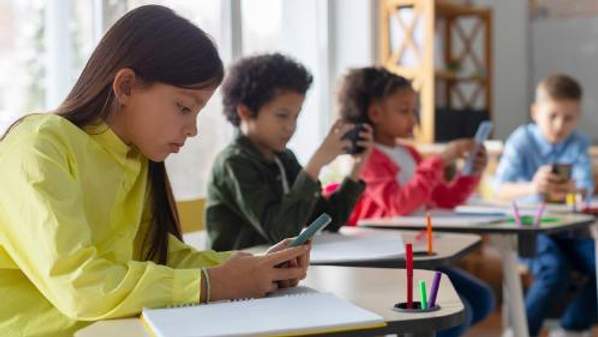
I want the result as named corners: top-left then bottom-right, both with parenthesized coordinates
top-left (512, 201), bottom-right (522, 226)
top-left (533, 203), bottom-right (545, 227)
top-left (406, 243), bottom-right (414, 309)
top-left (419, 280), bottom-right (428, 310)
top-left (428, 271), bottom-right (442, 308)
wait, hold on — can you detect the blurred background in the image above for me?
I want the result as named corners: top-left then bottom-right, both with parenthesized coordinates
top-left (1, 0), bottom-right (598, 202)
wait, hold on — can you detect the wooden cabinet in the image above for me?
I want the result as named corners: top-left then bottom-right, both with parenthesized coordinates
top-left (379, 0), bottom-right (493, 143)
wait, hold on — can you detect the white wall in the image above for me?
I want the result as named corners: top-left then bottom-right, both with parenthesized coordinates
top-left (532, 16), bottom-right (598, 143)
top-left (330, 0), bottom-right (376, 96)
top-left (475, 0), bottom-right (532, 140)
top-left (282, 0), bottom-right (377, 163)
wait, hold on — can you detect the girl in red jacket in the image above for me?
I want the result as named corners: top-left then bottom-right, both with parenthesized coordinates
top-left (335, 67), bottom-right (494, 337)
top-left (337, 68), bottom-right (487, 224)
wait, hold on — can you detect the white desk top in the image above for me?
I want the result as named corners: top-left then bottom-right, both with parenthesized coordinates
top-left (76, 266), bottom-right (464, 337)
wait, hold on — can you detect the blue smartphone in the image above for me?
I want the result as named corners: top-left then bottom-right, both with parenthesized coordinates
top-left (462, 121), bottom-right (493, 175)
top-left (290, 213), bottom-right (332, 247)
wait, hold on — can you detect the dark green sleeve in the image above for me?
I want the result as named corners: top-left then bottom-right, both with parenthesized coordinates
top-left (311, 177), bottom-right (365, 232)
top-left (222, 157), bottom-right (322, 243)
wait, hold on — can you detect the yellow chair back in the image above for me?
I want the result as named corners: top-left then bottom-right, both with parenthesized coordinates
top-left (176, 198), bottom-right (205, 233)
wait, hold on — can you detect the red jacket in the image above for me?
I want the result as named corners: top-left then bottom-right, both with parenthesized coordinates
top-left (334, 145), bottom-right (480, 225)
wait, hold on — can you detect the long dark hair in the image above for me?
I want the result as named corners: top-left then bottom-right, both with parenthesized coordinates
top-left (7, 5), bottom-right (224, 264)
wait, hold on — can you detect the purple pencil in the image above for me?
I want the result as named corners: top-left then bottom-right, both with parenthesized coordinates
top-left (534, 203), bottom-right (546, 227)
top-left (512, 201), bottom-right (522, 226)
top-left (428, 271), bottom-right (442, 308)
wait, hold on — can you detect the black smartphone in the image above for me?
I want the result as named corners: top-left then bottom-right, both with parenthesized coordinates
top-left (551, 163), bottom-right (572, 182)
top-left (341, 123), bottom-right (367, 155)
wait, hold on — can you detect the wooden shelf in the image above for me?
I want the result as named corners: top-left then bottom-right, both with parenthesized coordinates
top-left (437, 2), bottom-right (491, 17)
top-left (379, 0), bottom-right (493, 143)
top-left (435, 70), bottom-right (486, 82)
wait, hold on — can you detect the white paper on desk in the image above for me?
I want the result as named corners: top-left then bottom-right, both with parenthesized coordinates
top-left (455, 205), bottom-right (511, 216)
top-left (456, 204), bottom-right (563, 216)
top-left (309, 227), bottom-right (412, 263)
top-left (363, 214), bottom-right (507, 227)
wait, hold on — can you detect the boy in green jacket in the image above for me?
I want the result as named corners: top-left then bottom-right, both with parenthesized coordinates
top-left (206, 53), bottom-right (373, 251)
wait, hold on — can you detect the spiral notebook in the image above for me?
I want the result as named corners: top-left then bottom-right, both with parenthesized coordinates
top-left (141, 287), bottom-right (385, 337)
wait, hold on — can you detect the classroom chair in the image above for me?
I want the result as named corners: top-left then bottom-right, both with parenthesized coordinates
top-left (175, 198), bottom-right (206, 234)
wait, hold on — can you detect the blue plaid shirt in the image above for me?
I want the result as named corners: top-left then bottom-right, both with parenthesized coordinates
top-left (494, 123), bottom-right (593, 203)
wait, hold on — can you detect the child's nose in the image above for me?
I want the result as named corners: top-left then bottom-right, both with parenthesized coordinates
top-left (408, 114), bottom-right (417, 126)
top-left (286, 121), bottom-right (296, 133)
top-left (186, 120), bottom-right (198, 137)
top-left (553, 118), bottom-right (565, 131)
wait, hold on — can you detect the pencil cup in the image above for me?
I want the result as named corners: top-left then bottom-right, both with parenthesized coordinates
top-left (393, 302), bottom-right (441, 313)
top-left (509, 215), bottom-right (534, 225)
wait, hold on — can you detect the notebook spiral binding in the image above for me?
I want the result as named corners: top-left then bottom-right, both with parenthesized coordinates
top-left (167, 292), bottom-right (313, 308)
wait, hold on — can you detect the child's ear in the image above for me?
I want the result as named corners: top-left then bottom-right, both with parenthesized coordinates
top-left (113, 68), bottom-right (136, 105)
top-left (236, 104), bottom-right (254, 122)
top-left (530, 103), bottom-right (538, 122)
top-left (367, 103), bottom-right (381, 124)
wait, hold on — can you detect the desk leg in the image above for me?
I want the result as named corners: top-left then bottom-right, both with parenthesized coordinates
top-left (502, 283), bottom-right (510, 329)
top-left (491, 234), bottom-right (529, 337)
top-left (590, 221), bottom-right (598, 323)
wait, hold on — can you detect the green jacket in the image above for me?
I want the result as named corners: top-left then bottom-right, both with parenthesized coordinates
top-left (206, 135), bottom-right (365, 251)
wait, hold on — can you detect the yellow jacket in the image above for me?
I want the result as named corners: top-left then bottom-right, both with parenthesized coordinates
top-left (0, 114), bottom-right (230, 337)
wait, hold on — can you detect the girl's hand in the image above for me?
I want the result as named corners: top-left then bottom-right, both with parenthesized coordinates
top-left (441, 139), bottom-right (474, 165)
top-left (349, 123), bottom-right (374, 181)
top-left (207, 245), bottom-right (309, 301)
top-left (470, 144), bottom-right (488, 176)
top-left (266, 238), bottom-right (311, 288)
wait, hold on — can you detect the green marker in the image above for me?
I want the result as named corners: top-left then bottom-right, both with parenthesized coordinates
top-left (419, 280), bottom-right (428, 310)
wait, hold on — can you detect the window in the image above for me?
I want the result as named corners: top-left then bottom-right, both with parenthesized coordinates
top-left (0, 0), bottom-right (46, 133)
top-left (0, 0), bottom-right (113, 133)
top-left (127, 0), bottom-right (233, 200)
top-left (0, 0), bottom-right (375, 199)
top-left (241, 0), bottom-right (282, 55)
top-left (241, 0), bottom-right (331, 165)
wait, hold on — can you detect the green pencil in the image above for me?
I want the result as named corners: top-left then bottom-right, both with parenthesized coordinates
top-left (419, 280), bottom-right (428, 310)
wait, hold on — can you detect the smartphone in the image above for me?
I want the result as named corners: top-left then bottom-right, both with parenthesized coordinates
top-left (544, 163), bottom-right (573, 203)
top-left (462, 121), bottom-right (493, 175)
top-left (289, 213), bottom-right (332, 247)
top-left (551, 163), bottom-right (572, 182)
top-left (341, 123), bottom-right (367, 155)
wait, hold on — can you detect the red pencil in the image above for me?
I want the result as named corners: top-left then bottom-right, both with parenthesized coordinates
top-left (406, 243), bottom-right (414, 308)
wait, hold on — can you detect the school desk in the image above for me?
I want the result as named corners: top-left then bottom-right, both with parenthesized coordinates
top-left (75, 266), bottom-right (464, 337)
top-left (194, 228), bottom-right (482, 269)
top-left (359, 212), bottom-right (596, 337)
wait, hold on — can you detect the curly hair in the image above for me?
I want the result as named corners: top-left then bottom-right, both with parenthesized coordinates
top-left (337, 67), bottom-right (413, 124)
top-left (221, 53), bottom-right (313, 126)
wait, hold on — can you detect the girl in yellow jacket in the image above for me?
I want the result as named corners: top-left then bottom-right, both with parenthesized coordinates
top-left (0, 5), bottom-right (310, 337)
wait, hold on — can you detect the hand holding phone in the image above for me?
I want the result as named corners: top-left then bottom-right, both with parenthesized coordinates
top-left (551, 163), bottom-right (572, 182)
top-left (462, 121), bottom-right (493, 175)
top-left (290, 213), bottom-right (332, 247)
top-left (341, 123), bottom-right (367, 155)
